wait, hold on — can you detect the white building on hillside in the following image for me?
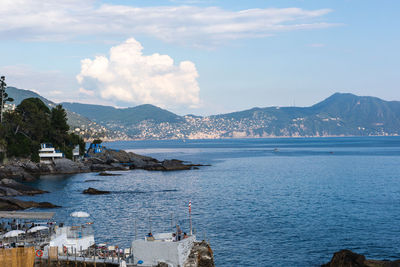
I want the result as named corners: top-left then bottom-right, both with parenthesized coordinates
top-left (39, 143), bottom-right (63, 163)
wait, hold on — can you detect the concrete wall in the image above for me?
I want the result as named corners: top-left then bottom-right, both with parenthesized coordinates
top-left (132, 235), bottom-right (195, 267)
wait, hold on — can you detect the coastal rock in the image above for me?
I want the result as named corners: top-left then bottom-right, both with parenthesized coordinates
top-left (98, 172), bottom-right (121, 176)
top-left (38, 163), bottom-right (53, 173)
top-left (0, 197), bottom-right (60, 211)
top-left (104, 149), bottom-right (131, 163)
top-left (88, 149), bottom-right (131, 163)
top-left (0, 179), bottom-right (47, 195)
top-left (144, 159), bottom-right (197, 171)
top-left (85, 157), bottom-right (107, 165)
top-left (184, 241), bottom-right (215, 267)
top-left (52, 158), bottom-right (82, 174)
top-left (128, 157), bottom-right (147, 168)
top-left (0, 186), bottom-right (23, 196)
top-left (322, 250), bottom-right (400, 267)
top-left (21, 161), bottom-right (41, 174)
top-left (110, 163), bottom-right (129, 170)
top-left (162, 159), bottom-right (192, 171)
top-left (0, 163), bottom-right (35, 181)
top-left (322, 250), bottom-right (366, 267)
top-left (128, 152), bottom-right (158, 162)
top-left (83, 187), bottom-right (110, 195)
top-left (90, 163), bottom-right (116, 172)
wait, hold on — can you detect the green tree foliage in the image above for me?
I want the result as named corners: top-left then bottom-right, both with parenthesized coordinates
top-left (50, 104), bottom-right (69, 149)
top-left (0, 76), bottom-right (14, 123)
top-left (0, 98), bottom-right (85, 161)
top-left (16, 98), bottom-right (51, 142)
top-left (92, 139), bottom-right (103, 144)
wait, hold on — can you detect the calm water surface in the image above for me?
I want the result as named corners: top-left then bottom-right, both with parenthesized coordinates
top-left (21, 137), bottom-right (400, 266)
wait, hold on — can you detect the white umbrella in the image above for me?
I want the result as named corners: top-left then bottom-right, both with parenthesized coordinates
top-left (27, 226), bottom-right (49, 233)
top-left (70, 211), bottom-right (90, 218)
top-left (3, 230), bottom-right (25, 238)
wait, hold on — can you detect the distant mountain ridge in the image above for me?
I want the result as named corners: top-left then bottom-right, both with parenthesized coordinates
top-left (63, 92), bottom-right (400, 139)
top-left (7, 86), bottom-right (400, 140)
top-left (61, 102), bottom-right (183, 125)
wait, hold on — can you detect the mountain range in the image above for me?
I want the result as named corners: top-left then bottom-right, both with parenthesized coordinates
top-left (7, 87), bottom-right (400, 140)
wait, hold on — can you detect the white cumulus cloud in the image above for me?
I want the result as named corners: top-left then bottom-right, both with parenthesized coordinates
top-left (77, 38), bottom-right (200, 108)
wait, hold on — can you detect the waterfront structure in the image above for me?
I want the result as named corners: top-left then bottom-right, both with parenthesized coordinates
top-left (39, 143), bottom-right (63, 162)
top-left (73, 145), bottom-right (80, 161)
top-left (131, 233), bottom-right (196, 266)
top-left (88, 143), bottom-right (103, 154)
top-left (49, 223), bottom-right (95, 254)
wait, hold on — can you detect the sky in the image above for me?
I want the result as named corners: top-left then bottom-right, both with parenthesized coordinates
top-left (0, 0), bottom-right (399, 116)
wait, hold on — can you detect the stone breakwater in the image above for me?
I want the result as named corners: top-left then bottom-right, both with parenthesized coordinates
top-left (0, 148), bottom-right (206, 210)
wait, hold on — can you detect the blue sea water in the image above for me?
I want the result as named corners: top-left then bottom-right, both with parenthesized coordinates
top-left (20, 137), bottom-right (400, 266)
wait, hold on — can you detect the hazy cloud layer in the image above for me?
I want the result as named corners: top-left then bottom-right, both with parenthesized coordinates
top-left (0, 0), bottom-right (337, 45)
top-left (0, 65), bottom-right (78, 103)
top-left (77, 38), bottom-right (200, 108)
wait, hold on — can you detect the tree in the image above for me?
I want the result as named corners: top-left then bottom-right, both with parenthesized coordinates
top-left (16, 98), bottom-right (51, 142)
top-left (92, 139), bottom-right (103, 144)
top-left (0, 76), bottom-right (14, 124)
top-left (50, 104), bottom-right (69, 149)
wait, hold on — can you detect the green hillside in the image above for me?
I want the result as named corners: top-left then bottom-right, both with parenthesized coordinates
top-left (7, 87), bottom-right (54, 106)
top-left (61, 102), bottom-right (183, 125)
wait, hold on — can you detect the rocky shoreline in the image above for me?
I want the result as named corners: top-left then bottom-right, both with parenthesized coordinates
top-left (0, 148), bottom-right (206, 210)
top-left (322, 250), bottom-right (400, 267)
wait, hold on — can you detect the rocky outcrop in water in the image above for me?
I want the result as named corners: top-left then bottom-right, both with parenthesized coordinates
top-left (322, 250), bottom-right (400, 267)
top-left (0, 147), bottom-right (204, 182)
top-left (98, 172), bottom-right (121, 176)
top-left (83, 187), bottom-right (110, 195)
top-left (0, 197), bottom-right (60, 211)
top-left (0, 159), bottom-right (89, 182)
top-left (184, 241), bottom-right (215, 267)
top-left (0, 179), bottom-right (47, 196)
top-left (86, 148), bottom-right (205, 172)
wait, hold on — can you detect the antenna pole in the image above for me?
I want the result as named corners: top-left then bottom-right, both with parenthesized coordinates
top-left (134, 218), bottom-right (137, 240)
top-left (189, 200), bottom-right (192, 236)
top-left (149, 216), bottom-right (152, 233)
top-left (171, 213), bottom-right (173, 232)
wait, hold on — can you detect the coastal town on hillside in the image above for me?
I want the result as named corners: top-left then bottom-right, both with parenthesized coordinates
top-left (81, 113), bottom-right (396, 141)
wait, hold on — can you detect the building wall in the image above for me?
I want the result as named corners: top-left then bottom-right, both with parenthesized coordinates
top-left (132, 235), bottom-right (195, 266)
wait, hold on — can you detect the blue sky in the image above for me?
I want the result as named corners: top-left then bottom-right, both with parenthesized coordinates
top-left (0, 0), bottom-right (399, 115)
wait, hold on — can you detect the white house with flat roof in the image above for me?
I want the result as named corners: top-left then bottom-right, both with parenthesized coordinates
top-left (39, 143), bottom-right (63, 163)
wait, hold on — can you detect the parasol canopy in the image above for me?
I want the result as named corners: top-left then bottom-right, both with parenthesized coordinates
top-left (3, 230), bottom-right (25, 238)
top-left (70, 211), bottom-right (90, 218)
top-left (27, 226), bottom-right (49, 233)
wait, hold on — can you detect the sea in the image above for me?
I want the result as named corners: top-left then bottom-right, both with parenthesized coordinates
top-left (20, 136), bottom-right (400, 266)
